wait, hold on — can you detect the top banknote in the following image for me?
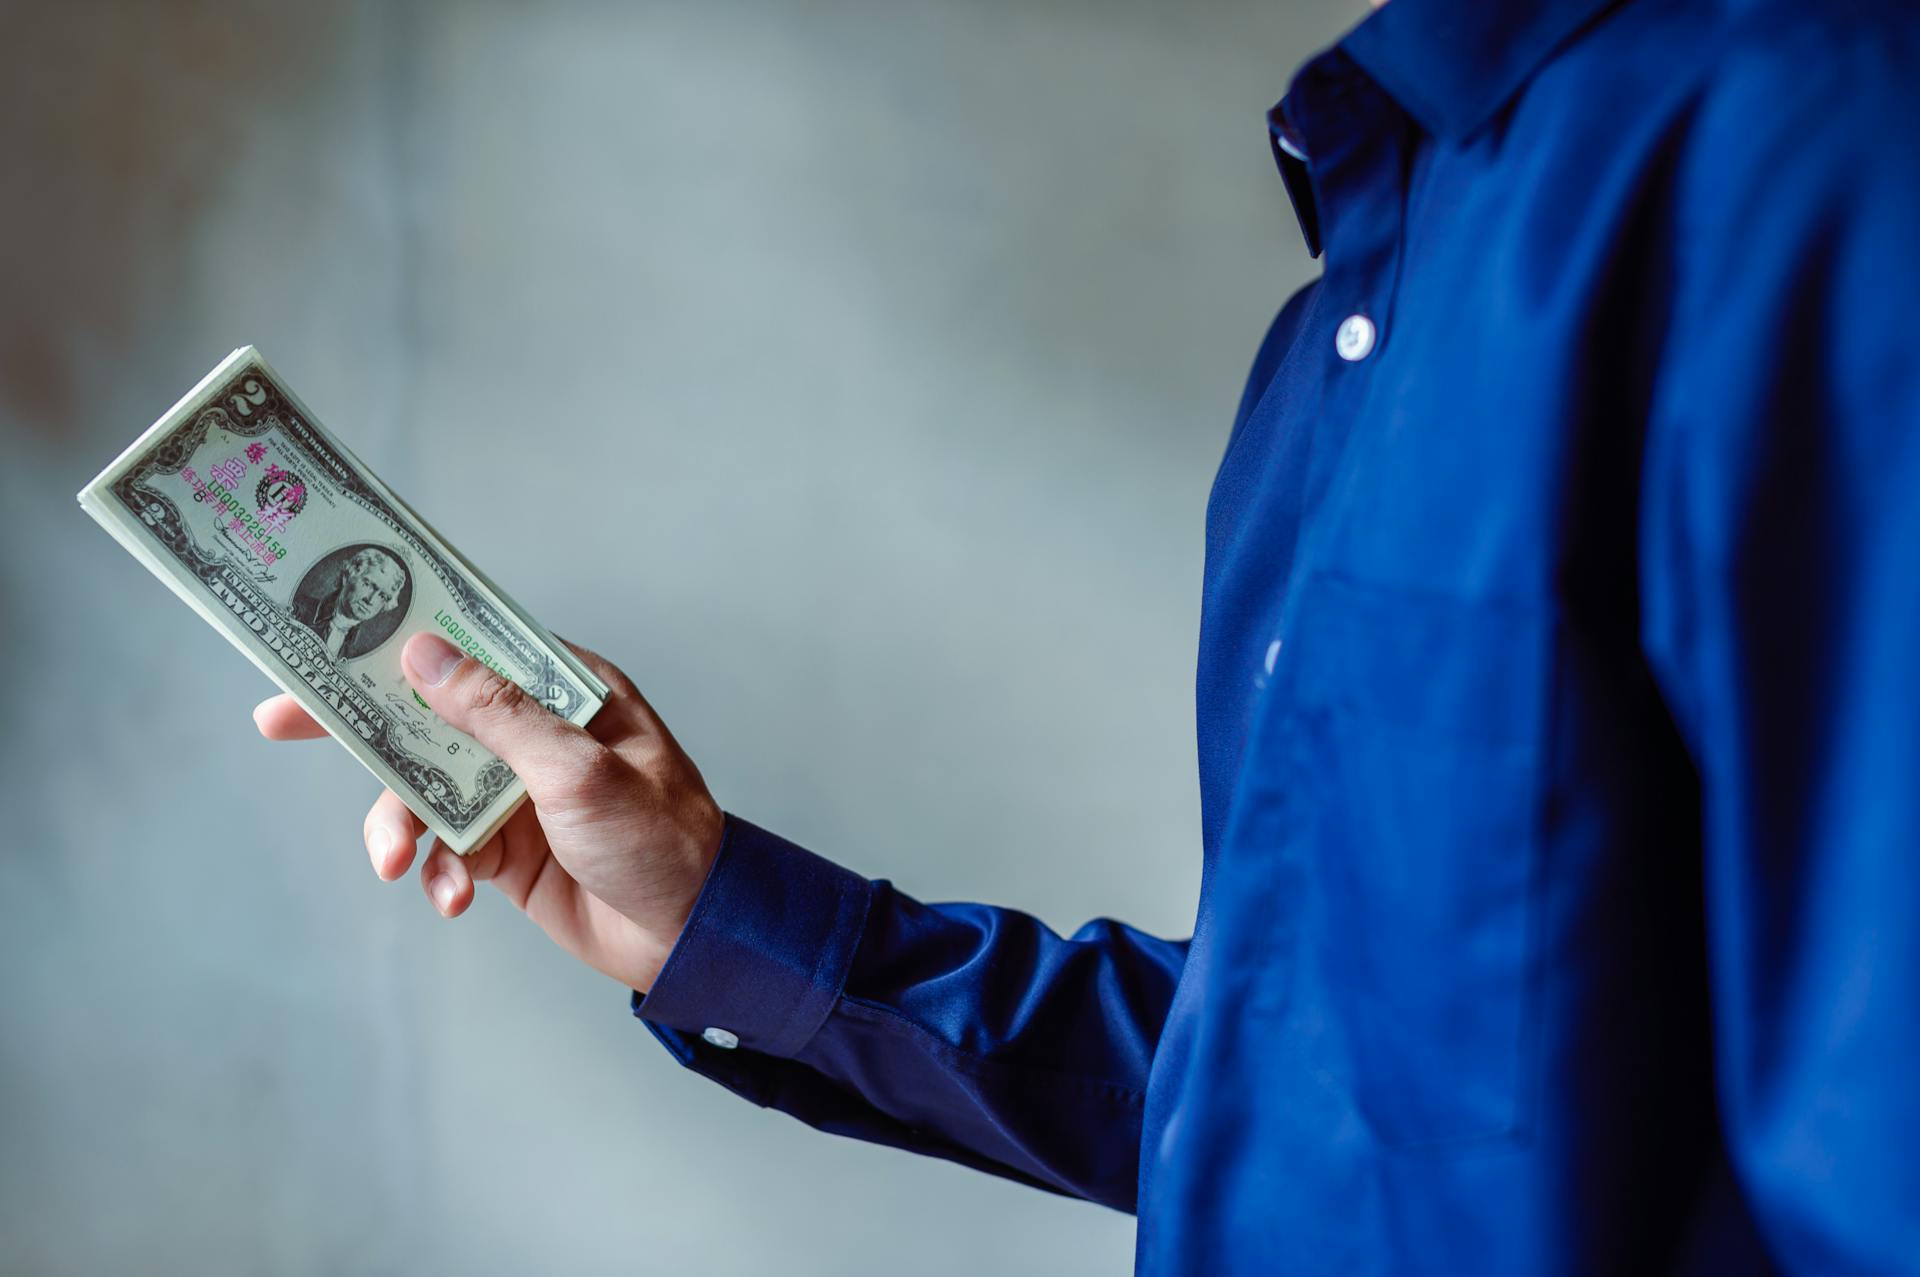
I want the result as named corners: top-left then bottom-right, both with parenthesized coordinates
top-left (77, 348), bottom-right (607, 853)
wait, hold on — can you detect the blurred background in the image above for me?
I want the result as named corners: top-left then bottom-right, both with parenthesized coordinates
top-left (0, 1), bottom-right (1352, 1272)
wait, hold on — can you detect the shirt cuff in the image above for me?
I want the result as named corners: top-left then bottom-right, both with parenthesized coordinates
top-left (631, 814), bottom-right (874, 1059)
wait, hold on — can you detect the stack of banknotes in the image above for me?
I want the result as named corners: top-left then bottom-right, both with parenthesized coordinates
top-left (77, 348), bottom-right (607, 853)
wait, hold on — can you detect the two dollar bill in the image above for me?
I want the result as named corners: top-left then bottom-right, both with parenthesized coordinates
top-left (77, 348), bottom-right (607, 853)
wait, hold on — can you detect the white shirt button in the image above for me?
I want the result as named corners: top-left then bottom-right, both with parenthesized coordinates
top-left (1335, 313), bottom-right (1377, 362)
top-left (701, 1026), bottom-right (740, 1050)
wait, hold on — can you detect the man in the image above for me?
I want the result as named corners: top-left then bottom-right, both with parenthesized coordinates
top-left (255, 0), bottom-right (1920, 1270)
top-left (290, 545), bottom-right (407, 661)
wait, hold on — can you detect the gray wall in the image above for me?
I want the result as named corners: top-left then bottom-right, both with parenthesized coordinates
top-left (0, 2), bottom-right (1353, 1273)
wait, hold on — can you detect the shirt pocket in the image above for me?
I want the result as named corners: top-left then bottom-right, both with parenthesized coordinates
top-left (1281, 570), bottom-right (1552, 1149)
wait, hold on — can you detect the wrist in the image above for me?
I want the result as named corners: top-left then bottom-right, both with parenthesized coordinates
top-left (625, 932), bottom-right (679, 996)
top-left (624, 800), bottom-right (727, 990)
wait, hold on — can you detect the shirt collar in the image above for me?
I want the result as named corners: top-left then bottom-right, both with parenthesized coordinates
top-left (1339, 0), bottom-right (1628, 142)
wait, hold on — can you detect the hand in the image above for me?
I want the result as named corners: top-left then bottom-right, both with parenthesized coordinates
top-left (252, 633), bottom-right (725, 994)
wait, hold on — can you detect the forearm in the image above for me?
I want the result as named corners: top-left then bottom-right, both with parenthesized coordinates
top-left (634, 815), bottom-right (1186, 1210)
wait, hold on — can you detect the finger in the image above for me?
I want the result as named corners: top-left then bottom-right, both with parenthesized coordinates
top-left (560, 637), bottom-right (645, 705)
top-left (420, 838), bottom-right (475, 918)
top-left (400, 633), bottom-right (600, 792)
top-left (253, 694), bottom-right (328, 740)
top-left (364, 788), bottom-right (428, 881)
top-left (558, 638), bottom-right (668, 749)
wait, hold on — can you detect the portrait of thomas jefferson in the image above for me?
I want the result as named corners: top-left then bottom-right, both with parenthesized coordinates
top-left (290, 544), bottom-right (412, 662)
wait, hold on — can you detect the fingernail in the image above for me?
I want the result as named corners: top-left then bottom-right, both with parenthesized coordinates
top-left (409, 633), bottom-right (464, 687)
top-left (369, 826), bottom-right (393, 864)
top-left (431, 874), bottom-right (457, 915)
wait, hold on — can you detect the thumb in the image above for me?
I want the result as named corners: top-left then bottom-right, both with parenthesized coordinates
top-left (402, 632), bottom-right (599, 789)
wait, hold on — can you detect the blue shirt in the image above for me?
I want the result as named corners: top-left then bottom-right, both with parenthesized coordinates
top-left (635, 0), bottom-right (1920, 1270)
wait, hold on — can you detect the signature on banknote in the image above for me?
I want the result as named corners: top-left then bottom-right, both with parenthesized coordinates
top-left (384, 691), bottom-right (446, 751)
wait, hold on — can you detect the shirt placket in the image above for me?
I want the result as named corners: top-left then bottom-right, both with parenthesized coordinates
top-left (1273, 53), bottom-right (1415, 585)
top-left (1202, 63), bottom-right (1424, 1025)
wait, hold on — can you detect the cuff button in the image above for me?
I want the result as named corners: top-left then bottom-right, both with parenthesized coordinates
top-left (701, 1026), bottom-right (740, 1050)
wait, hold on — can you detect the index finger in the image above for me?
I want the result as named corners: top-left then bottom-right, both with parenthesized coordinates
top-left (253, 694), bottom-right (328, 740)
top-left (559, 638), bottom-right (670, 749)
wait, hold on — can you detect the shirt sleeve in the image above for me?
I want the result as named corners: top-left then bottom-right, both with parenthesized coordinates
top-left (631, 815), bottom-right (1187, 1213)
top-left (1639, 24), bottom-right (1920, 1273)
